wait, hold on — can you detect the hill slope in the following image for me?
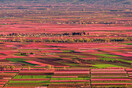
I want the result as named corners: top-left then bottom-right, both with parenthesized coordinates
top-left (0, 0), bottom-right (132, 5)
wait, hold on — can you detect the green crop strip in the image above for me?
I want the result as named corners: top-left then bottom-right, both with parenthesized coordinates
top-left (62, 63), bottom-right (80, 66)
top-left (6, 58), bottom-right (37, 66)
top-left (92, 81), bottom-right (132, 83)
top-left (20, 61), bottom-right (36, 66)
top-left (63, 50), bottom-right (75, 53)
top-left (99, 57), bottom-right (132, 64)
top-left (6, 58), bottom-right (24, 62)
top-left (93, 54), bottom-right (119, 57)
top-left (125, 43), bottom-right (132, 45)
top-left (7, 83), bottom-right (49, 87)
top-left (49, 82), bottom-right (89, 84)
top-left (9, 80), bottom-right (50, 83)
top-left (118, 59), bottom-right (132, 63)
top-left (99, 57), bottom-right (116, 61)
top-left (92, 64), bottom-right (124, 68)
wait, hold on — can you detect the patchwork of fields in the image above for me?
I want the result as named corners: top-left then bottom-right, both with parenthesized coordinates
top-left (0, 0), bottom-right (132, 87)
top-left (1, 68), bottom-right (132, 88)
top-left (0, 40), bottom-right (132, 87)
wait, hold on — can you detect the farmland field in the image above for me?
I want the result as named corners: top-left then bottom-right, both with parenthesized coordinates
top-left (0, 0), bottom-right (132, 88)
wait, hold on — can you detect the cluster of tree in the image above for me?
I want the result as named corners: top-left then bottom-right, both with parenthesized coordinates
top-left (1, 37), bottom-right (131, 43)
top-left (0, 65), bottom-right (15, 71)
top-left (55, 20), bottom-right (116, 25)
top-left (1, 32), bottom-right (130, 38)
top-left (0, 31), bottom-right (88, 37)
